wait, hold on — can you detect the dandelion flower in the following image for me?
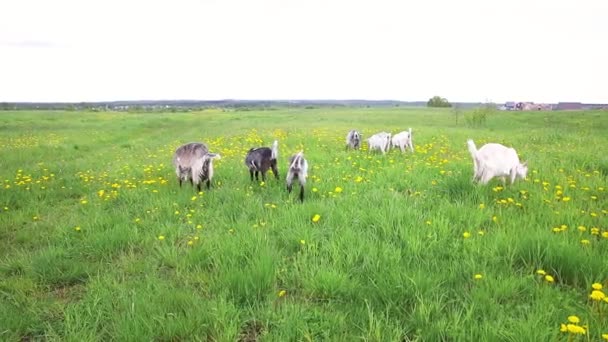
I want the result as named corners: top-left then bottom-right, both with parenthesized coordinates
top-left (536, 269), bottom-right (546, 276)
top-left (334, 186), bottom-right (343, 193)
top-left (478, 203), bottom-right (485, 209)
top-left (602, 333), bottom-right (608, 340)
top-left (474, 274), bottom-right (483, 280)
top-left (300, 239), bottom-right (306, 245)
top-left (590, 290), bottom-right (606, 301)
top-left (567, 316), bottom-right (580, 324)
top-left (592, 283), bottom-right (603, 290)
top-left (463, 232), bottom-right (471, 239)
top-left (560, 324), bottom-right (568, 332)
top-left (566, 324), bottom-right (586, 335)
top-left (312, 214), bottom-right (321, 223)
top-left (278, 290), bottom-right (286, 297)
top-left (187, 240), bottom-right (194, 246)
top-left (196, 224), bottom-right (203, 229)
top-left (545, 275), bottom-right (555, 283)
top-left (74, 226), bottom-right (81, 232)
top-left (158, 235), bottom-right (165, 240)
top-left (492, 216), bottom-right (498, 223)
top-left (81, 200), bottom-right (88, 204)
top-left (581, 239), bottom-right (590, 245)
top-left (577, 226), bottom-right (587, 232)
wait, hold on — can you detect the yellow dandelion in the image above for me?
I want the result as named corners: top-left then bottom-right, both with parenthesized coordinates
top-left (74, 226), bottom-right (81, 232)
top-left (312, 187), bottom-right (318, 192)
top-left (577, 226), bottom-right (587, 232)
top-left (602, 232), bottom-right (608, 239)
top-left (196, 224), bottom-right (202, 229)
top-left (567, 315), bottom-right (580, 324)
top-left (492, 216), bottom-right (498, 223)
top-left (566, 324), bottom-right (585, 335)
top-left (478, 203), bottom-right (485, 209)
top-left (602, 333), bottom-right (608, 340)
top-left (536, 269), bottom-right (546, 276)
top-left (545, 275), bottom-right (555, 283)
top-left (312, 214), bottom-right (321, 223)
top-left (560, 324), bottom-right (567, 333)
top-left (478, 230), bottom-right (485, 236)
top-left (278, 290), bottom-right (286, 297)
top-left (590, 290), bottom-right (606, 301)
top-left (300, 239), bottom-right (306, 245)
top-left (592, 283), bottom-right (603, 290)
top-left (191, 196), bottom-right (197, 201)
top-left (425, 220), bottom-right (432, 225)
top-left (334, 186), bottom-right (343, 193)
top-left (463, 232), bottom-right (471, 239)
top-left (158, 235), bottom-right (165, 240)
top-left (187, 240), bottom-right (194, 246)
top-left (474, 274), bottom-right (483, 280)
top-left (80, 200), bottom-right (88, 204)
top-left (581, 239), bottom-right (590, 245)
top-left (97, 189), bottom-right (105, 197)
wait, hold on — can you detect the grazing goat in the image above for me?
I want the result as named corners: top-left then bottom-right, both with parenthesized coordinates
top-left (345, 129), bottom-right (362, 150)
top-left (391, 128), bottom-right (414, 153)
top-left (286, 151), bottom-right (308, 202)
top-left (367, 132), bottom-right (392, 154)
top-left (467, 139), bottom-right (528, 185)
top-left (244, 140), bottom-right (279, 182)
top-left (173, 142), bottom-right (221, 191)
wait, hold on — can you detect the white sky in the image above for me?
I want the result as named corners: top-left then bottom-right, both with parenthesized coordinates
top-left (1, 0), bottom-right (607, 103)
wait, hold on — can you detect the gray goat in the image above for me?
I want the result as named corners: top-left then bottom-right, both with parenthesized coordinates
top-left (345, 129), bottom-right (362, 150)
top-left (173, 142), bottom-right (221, 191)
top-left (244, 140), bottom-right (279, 182)
top-left (286, 151), bottom-right (308, 202)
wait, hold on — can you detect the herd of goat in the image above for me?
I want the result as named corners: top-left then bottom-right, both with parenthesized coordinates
top-left (172, 128), bottom-right (528, 202)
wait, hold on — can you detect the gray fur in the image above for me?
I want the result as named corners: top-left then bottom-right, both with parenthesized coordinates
top-left (346, 129), bottom-right (362, 150)
top-left (286, 151), bottom-right (308, 202)
top-left (173, 142), bottom-right (221, 191)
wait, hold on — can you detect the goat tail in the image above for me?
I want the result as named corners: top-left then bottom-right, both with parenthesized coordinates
top-left (289, 151), bottom-right (304, 171)
top-left (467, 139), bottom-right (478, 158)
top-left (271, 140), bottom-right (279, 160)
top-left (191, 158), bottom-right (203, 184)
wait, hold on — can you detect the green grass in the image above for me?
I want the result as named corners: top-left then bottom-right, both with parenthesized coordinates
top-left (0, 107), bottom-right (607, 341)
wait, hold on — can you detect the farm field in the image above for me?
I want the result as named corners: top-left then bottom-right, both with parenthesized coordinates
top-left (0, 107), bottom-right (607, 341)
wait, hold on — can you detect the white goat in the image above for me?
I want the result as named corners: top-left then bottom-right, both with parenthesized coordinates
top-left (345, 129), bottom-right (362, 150)
top-left (391, 128), bottom-right (414, 153)
top-left (286, 151), bottom-right (308, 202)
top-left (173, 142), bottom-right (221, 191)
top-left (467, 139), bottom-right (528, 185)
top-left (367, 132), bottom-right (392, 154)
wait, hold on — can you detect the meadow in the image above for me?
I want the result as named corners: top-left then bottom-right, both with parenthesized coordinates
top-left (0, 107), bottom-right (607, 341)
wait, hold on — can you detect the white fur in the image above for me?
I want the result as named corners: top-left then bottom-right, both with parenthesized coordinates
top-left (271, 140), bottom-right (279, 160)
top-left (467, 139), bottom-right (527, 185)
top-left (367, 132), bottom-right (392, 154)
top-left (391, 128), bottom-right (414, 153)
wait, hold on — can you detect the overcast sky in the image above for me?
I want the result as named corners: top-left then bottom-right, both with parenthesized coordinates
top-left (1, 0), bottom-right (607, 103)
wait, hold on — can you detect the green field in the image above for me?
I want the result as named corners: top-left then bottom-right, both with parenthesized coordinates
top-left (1, 108), bottom-right (607, 341)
